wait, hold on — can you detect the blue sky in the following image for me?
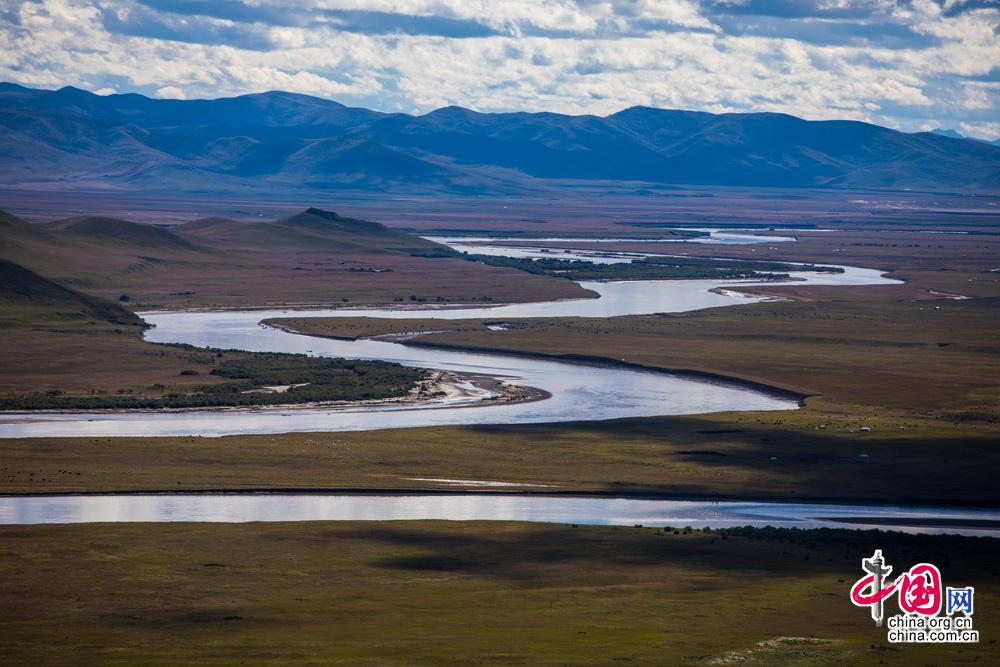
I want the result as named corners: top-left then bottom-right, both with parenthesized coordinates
top-left (1, 0), bottom-right (998, 138)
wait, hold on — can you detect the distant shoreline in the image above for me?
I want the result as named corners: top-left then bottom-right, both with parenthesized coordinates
top-left (1, 487), bottom-right (996, 510)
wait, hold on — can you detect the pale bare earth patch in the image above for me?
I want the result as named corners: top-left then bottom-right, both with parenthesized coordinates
top-left (400, 477), bottom-right (561, 488)
top-left (707, 637), bottom-right (849, 665)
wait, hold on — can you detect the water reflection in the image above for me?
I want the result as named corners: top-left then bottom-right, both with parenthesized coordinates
top-left (0, 342), bottom-right (796, 437)
top-left (1, 493), bottom-right (996, 537)
top-left (425, 229), bottom-right (797, 247)
top-left (0, 241), bottom-right (899, 438)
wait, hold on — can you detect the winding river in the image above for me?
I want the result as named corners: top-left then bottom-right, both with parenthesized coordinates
top-left (0, 240), bottom-right (900, 438)
top-left (2, 238), bottom-right (991, 536)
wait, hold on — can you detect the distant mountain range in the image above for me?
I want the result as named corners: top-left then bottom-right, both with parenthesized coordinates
top-left (931, 128), bottom-right (1000, 146)
top-left (1, 82), bottom-right (998, 193)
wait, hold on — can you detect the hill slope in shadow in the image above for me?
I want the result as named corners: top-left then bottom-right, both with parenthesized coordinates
top-left (0, 258), bottom-right (144, 326)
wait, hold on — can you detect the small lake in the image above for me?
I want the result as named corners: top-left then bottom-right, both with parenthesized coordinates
top-left (0, 493), bottom-right (996, 537)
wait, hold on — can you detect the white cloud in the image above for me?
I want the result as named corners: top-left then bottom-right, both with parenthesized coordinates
top-left (155, 85), bottom-right (186, 99)
top-left (958, 121), bottom-right (1000, 141)
top-left (0, 0), bottom-right (996, 135)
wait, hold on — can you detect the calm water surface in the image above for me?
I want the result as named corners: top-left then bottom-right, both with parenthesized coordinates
top-left (0, 240), bottom-right (899, 438)
top-left (425, 229), bottom-right (798, 248)
top-left (1, 493), bottom-right (996, 536)
top-left (0, 238), bottom-right (970, 535)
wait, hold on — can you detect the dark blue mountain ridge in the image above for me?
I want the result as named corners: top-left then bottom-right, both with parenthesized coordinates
top-left (0, 83), bottom-right (997, 192)
top-left (931, 127), bottom-right (1000, 146)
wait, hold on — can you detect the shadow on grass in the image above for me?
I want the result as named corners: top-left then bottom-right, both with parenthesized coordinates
top-left (330, 522), bottom-right (1000, 583)
top-left (463, 415), bottom-right (1000, 506)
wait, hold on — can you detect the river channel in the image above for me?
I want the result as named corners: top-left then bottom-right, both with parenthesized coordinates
top-left (0, 239), bottom-right (899, 438)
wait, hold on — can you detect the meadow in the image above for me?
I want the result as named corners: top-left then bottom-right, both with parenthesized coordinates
top-left (0, 207), bottom-right (590, 311)
top-left (0, 190), bottom-right (998, 665)
top-left (0, 205), bottom-right (585, 405)
top-left (0, 520), bottom-right (995, 665)
top-left (281, 295), bottom-right (999, 416)
top-left (1, 409), bottom-right (996, 506)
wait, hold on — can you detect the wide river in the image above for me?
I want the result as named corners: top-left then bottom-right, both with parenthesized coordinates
top-left (2, 237), bottom-right (991, 536)
top-left (0, 239), bottom-right (900, 438)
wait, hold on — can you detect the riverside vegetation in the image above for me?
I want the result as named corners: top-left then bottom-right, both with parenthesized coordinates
top-left (0, 207), bottom-right (589, 409)
top-left (0, 350), bottom-right (425, 410)
top-left (0, 245), bottom-right (427, 410)
top-left (461, 252), bottom-right (843, 281)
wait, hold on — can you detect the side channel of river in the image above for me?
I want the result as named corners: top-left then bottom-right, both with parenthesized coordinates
top-left (1, 493), bottom-right (997, 537)
top-left (0, 240), bottom-right (900, 438)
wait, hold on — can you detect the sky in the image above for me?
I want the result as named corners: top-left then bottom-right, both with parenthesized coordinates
top-left (0, 0), bottom-right (998, 139)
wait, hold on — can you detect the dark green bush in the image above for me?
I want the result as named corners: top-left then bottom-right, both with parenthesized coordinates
top-left (0, 350), bottom-right (427, 410)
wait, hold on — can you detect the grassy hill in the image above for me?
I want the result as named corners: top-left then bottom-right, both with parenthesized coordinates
top-left (0, 210), bottom-right (216, 289)
top-left (0, 204), bottom-right (586, 406)
top-left (40, 216), bottom-right (205, 251)
top-left (0, 257), bottom-right (426, 409)
top-left (178, 207), bottom-right (447, 254)
top-left (0, 249), bottom-right (427, 408)
top-left (0, 209), bottom-right (31, 230)
top-left (0, 258), bottom-right (143, 327)
top-left (0, 208), bottom-right (588, 308)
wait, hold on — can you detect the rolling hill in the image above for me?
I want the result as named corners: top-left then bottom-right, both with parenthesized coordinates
top-left (0, 207), bottom-right (583, 308)
top-left (0, 258), bottom-right (144, 326)
top-left (177, 207), bottom-right (448, 254)
top-left (1, 83), bottom-right (997, 192)
top-left (0, 211), bottom-right (217, 290)
top-left (0, 207), bottom-right (448, 285)
top-left (39, 216), bottom-right (205, 251)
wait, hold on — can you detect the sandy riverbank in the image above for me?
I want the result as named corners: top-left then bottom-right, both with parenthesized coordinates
top-left (0, 368), bottom-right (549, 423)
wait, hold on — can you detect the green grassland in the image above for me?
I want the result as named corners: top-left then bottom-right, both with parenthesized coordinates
top-left (260, 287), bottom-right (1000, 506)
top-left (0, 521), bottom-right (996, 665)
top-left (0, 206), bottom-right (585, 403)
top-left (0, 257), bottom-right (143, 328)
top-left (0, 256), bottom-right (222, 397)
top-left (270, 223), bottom-right (1000, 423)
top-left (2, 227), bottom-right (997, 503)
